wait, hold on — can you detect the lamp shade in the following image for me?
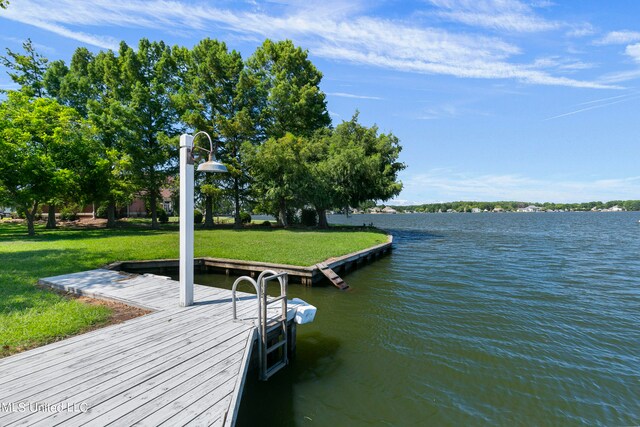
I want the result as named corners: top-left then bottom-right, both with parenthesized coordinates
top-left (197, 159), bottom-right (228, 173)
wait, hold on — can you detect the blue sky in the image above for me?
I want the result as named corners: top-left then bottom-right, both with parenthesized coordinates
top-left (1, 0), bottom-right (639, 204)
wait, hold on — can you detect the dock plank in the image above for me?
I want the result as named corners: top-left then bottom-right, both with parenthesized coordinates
top-left (0, 269), bottom-right (289, 426)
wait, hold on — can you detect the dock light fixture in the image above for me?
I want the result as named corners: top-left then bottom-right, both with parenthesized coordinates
top-left (179, 131), bottom-right (227, 307)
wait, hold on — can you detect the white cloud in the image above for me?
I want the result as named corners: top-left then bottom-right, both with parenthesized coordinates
top-left (425, 0), bottom-right (559, 32)
top-left (565, 23), bottom-right (595, 38)
top-left (326, 92), bottom-right (383, 100)
top-left (594, 30), bottom-right (640, 45)
top-left (401, 170), bottom-right (640, 203)
top-left (625, 43), bottom-right (640, 63)
top-left (0, 0), bottom-right (614, 89)
top-left (598, 69), bottom-right (640, 84)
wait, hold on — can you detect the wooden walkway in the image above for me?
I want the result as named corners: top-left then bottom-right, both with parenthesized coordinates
top-left (0, 269), bottom-right (296, 426)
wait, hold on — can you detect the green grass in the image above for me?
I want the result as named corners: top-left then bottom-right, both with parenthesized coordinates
top-left (0, 221), bottom-right (386, 356)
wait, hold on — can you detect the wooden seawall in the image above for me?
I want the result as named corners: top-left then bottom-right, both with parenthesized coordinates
top-left (0, 269), bottom-right (301, 426)
top-left (108, 235), bottom-right (393, 287)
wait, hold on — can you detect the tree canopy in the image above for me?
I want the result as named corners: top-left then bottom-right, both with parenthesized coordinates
top-left (0, 92), bottom-right (93, 235)
top-left (0, 37), bottom-right (405, 234)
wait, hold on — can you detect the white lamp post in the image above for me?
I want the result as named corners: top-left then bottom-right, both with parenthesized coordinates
top-left (179, 131), bottom-right (227, 307)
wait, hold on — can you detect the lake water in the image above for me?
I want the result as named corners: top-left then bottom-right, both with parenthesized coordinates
top-left (194, 212), bottom-right (640, 426)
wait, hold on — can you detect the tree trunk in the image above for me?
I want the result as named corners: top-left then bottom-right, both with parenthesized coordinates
top-left (150, 192), bottom-right (158, 229)
top-left (344, 205), bottom-right (350, 217)
top-left (46, 204), bottom-right (56, 229)
top-left (204, 195), bottom-right (214, 228)
top-left (92, 202), bottom-right (96, 220)
top-left (107, 201), bottom-right (116, 228)
top-left (233, 177), bottom-right (241, 229)
top-left (316, 207), bottom-right (329, 229)
top-left (278, 198), bottom-right (288, 227)
top-left (26, 202), bottom-right (38, 236)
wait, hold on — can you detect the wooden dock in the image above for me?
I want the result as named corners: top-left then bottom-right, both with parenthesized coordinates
top-left (0, 269), bottom-right (299, 426)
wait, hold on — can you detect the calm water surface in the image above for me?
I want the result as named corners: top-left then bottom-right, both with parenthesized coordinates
top-left (194, 212), bottom-right (640, 426)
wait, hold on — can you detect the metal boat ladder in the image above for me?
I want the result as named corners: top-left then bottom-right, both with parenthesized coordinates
top-left (231, 270), bottom-right (289, 381)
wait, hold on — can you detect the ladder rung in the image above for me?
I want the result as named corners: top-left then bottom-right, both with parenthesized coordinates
top-left (266, 340), bottom-right (287, 354)
top-left (266, 322), bottom-right (285, 333)
top-left (265, 361), bottom-right (287, 379)
top-left (266, 295), bottom-right (286, 305)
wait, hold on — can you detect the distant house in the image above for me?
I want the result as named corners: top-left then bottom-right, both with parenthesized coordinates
top-left (492, 207), bottom-right (504, 212)
top-left (369, 207), bottom-right (382, 214)
top-left (471, 208), bottom-right (482, 213)
top-left (42, 187), bottom-right (175, 219)
top-left (517, 205), bottom-right (542, 212)
top-left (381, 206), bottom-right (397, 214)
top-left (603, 205), bottom-right (625, 212)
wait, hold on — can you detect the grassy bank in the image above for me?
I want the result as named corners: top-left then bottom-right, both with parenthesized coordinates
top-left (0, 221), bottom-right (386, 356)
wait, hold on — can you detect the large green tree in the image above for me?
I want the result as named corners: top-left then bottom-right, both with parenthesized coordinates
top-left (326, 113), bottom-right (405, 217)
top-left (241, 39), bottom-right (330, 141)
top-left (243, 133), bottom-right (307, 226)
top-left (0, 92), bottom-right (93, 235)
top-left (118, 39), bottom-right (179, 229)
top-left (173, 39), bottom-right (249, 227)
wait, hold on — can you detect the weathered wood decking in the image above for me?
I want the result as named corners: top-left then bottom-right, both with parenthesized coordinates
top-left (0, 269), bottom-right (294, 426)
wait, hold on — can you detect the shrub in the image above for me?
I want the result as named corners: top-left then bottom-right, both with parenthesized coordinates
top-left (96, 204), bottom-right (108, 219)
top-left (59, 207), bottom-right (78, 221)
top-left (194, 209), bottom-right (203, 224)
top-left (261, 220), bottom-right (271, 227)
top-left (300, 208), bottom-right (318, 227)
top-left (157, 207), bottom-right (169, 224)
top-left (239, 211), bottom-right (251, 224)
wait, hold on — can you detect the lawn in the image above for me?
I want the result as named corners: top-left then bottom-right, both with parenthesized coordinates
top-left (0, 221), bottom-right (387, 356)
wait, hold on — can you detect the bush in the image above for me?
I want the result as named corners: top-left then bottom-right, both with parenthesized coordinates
top-left (157, 207), bottom-right (169, 224)
top-left (194, 209), bottom-right (203, 224)
top-left (96, 204), bottom-right (108, 219)
top-left (300, 208), bottom-right (317, 227)
top-left (59, 207), bottom-right (78, 221)
top-left (261, 220), bottom-right (271, 227)
top-left (239, 211), bottom-right (251, 224)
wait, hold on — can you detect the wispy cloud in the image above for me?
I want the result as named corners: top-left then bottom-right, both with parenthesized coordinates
top-left (326, 92), bottom-right (383, 100)
top-left (417, 103), bottom-right (472, 120)
top-left (401, 169), bottom-right (640, 203)
top-left (425, 0), bottom-right (560, 32)
top-left (594, 30), bottom-right (640, 45)
top-left (544, 92), bottom-right (640, 120)
top-left (0, 0), bottom-right (614, 89)
top-left (565, 23), bottom-right (595, 38)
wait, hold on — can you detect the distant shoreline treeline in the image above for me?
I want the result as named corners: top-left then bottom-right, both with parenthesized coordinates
top-left (386, 200), bottom-right (640, 213)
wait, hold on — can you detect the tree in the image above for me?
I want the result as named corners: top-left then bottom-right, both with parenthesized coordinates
top-left (0, 92), bottom-right (92, 235)
top-left (241, 39), bottom-right (330, 140)
top-left (299, 129), bottom-right (336, 228)
top-left (243, 133), bottom-right (307, 226)
top-left (1, 39), bottom-right (65, 227)
top-left (327, 113), bottom-right (405, 215)
top-left (0, 1), bottom-right (9, 9)
top-left (1, 39), bottom-right (48, 98)
top-left (118, 39), bottom-right (179, 229)
top-left (173, 39), bottom-right (248, 227)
